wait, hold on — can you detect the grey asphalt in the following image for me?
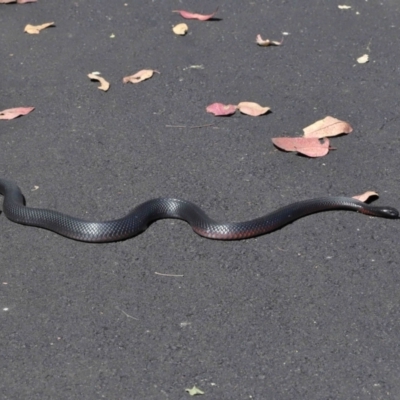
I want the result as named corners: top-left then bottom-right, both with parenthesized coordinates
top-left (1, 1), bottom-right (400, 399)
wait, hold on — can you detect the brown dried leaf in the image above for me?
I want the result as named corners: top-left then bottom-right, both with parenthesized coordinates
top-left (303, 116), bottom-right (353, 138)
top-left (24, 22), bottom-right (54, 34)
top-left (272, 137), bottom-right (330, 158)
top-left (0, 107), bottom-right (34, 120)
top-left (173, 8), bottom-right (218, 21)
top-left (353, 191), bottom-right (379, 202)
top-left (87, 73), bottom-right (110, 91)
top-left (256, 34), bottom-right (284, 47)
top-left (123, 69), bottom-right (159, 84)
top-left (173, 23), bottom-right (188, 35)
top-left (237, 102), bottom-right (270, 116)
top-left (206, 103), bottom-right (237, 116)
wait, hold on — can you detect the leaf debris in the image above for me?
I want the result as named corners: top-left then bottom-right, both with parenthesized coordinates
top-left (123, 69), bottom-right (160, 84)
top-left (357, 54), bottom-right (369, 64)
top-left (303, 116), bottom-right (353, 138)
top-left (272, 137), bottom-right (331, 158)
top-left (272, 116), bottom-right (352, 158)
top-left (24, 22), bottom-right (55, 34)
top-left (256, 34), bottom-right (284, 46)
top-left (0, 0), bottom-right (36, 3)
top-left (206, 101), bottom-right (269, 117)
top-left (173, 23), bottom-right (189, 35)
top-left (185, 386), bottom-right (204, 396)
top-left (173, 8), bottom-right (218, 21)
top-left (87, 73), bottom-right (110, 91)
top-left (0, 107), bottom-right (35, 120)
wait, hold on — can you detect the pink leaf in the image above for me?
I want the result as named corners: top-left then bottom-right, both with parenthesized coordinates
top-left (0, 107), bottom-right (35, 120)
top-left (173, 8), bottom-right (218, 21)
top-left (206, 103), bottom-right (237, 116)
top-left (0, 0), bottom-right (36, 3)
top-left (272, 137), bottom-right (330, 158)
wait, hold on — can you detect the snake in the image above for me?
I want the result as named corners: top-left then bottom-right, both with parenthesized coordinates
top-left (0, 178), bottom-right (398, 242)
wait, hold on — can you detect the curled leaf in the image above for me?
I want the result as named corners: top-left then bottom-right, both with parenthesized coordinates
top-left (206, 103), bottom-right (237, 116)
top-left (24, 22), bottom-right (54, 34)
top-left (237, 102), bottom-right (270, 116)
top-left (173, 23), bottom-right (189, 35)
top-left (123, 69), bottom-right (159, 84)
top-left (256, 34), bottom-right (284, 47)
top-left (303, 116), bottom-right (353, 138)
top-left (87, 73), bottom-right (110, 91)
top-left (0, 107), bottom-right (34, 120)
top-left (353, 191), bottom-right (378, 202)
top-left (173, 8), bottom-right (218, 21)
top-left (272, 137), bottom-right (330, 158)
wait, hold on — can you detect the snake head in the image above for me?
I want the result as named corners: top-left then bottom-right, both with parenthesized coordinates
top-left (380, 207), bottom-right (400, 219)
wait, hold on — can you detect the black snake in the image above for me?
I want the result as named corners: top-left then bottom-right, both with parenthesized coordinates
top-left (0, 179), bottom-right (398, 242)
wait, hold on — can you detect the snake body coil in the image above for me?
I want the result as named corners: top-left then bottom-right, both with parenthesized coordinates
top-left (0, 179), bottom-right (398, 242)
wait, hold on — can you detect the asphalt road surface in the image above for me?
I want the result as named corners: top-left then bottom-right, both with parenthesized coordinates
top-left (1, 1), bottom-right (400, 399)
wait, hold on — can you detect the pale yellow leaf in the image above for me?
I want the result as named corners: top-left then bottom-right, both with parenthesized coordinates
top-left (123, 69), bottom-right (159, 84)
top-left (256, 34), bottom-right (283, 47)
top-left (353, 191), bottom-right (378, 202)
top-left (303, 116), bottom-right (353, 138)
top-left (357, 54), bottom-right (369, 64)
top-left (173, 23), bottom-right (188, 35)
top-left (237, 102), bottom-right (270, 116)
top-left (24, 22), bottom-right (55, 34)
top-left (185, 386), bottom-right (204, 396)
top-left (87, 73), bottom-right (110, 91)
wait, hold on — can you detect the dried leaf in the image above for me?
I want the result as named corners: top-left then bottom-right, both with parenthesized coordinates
top-left (185, 386), bottom-right (204, 396)
top-left (303, 116), bottom-right (353, 138)
top-left (272, 137), bottom-right (330, 158)
top-left (206, 103), bottom-right (237, 116)
top-left (123, 69), bottom-right (159, 84)
top-left (353, 191), bottom-right (378, 202)
top-left (87, 73), bottom-right (110, 91)
top-left (173, 23), bottom-right (189, 35)
top-left (173, 8), bottom-right (218, 21)
top-left (0, 107), bottom-right (34, 120)
top-left (24, 22), bottom-right (54, 34)
top-left (237, 102), bottom-right (270, 116)
top-left (357, 54), bottom-right (369, 64)
top-left (256, 34), bottom-right (284, 47)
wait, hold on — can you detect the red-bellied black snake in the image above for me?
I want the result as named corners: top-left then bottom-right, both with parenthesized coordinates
top-left (0, 179), bottom-right (398, 242)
